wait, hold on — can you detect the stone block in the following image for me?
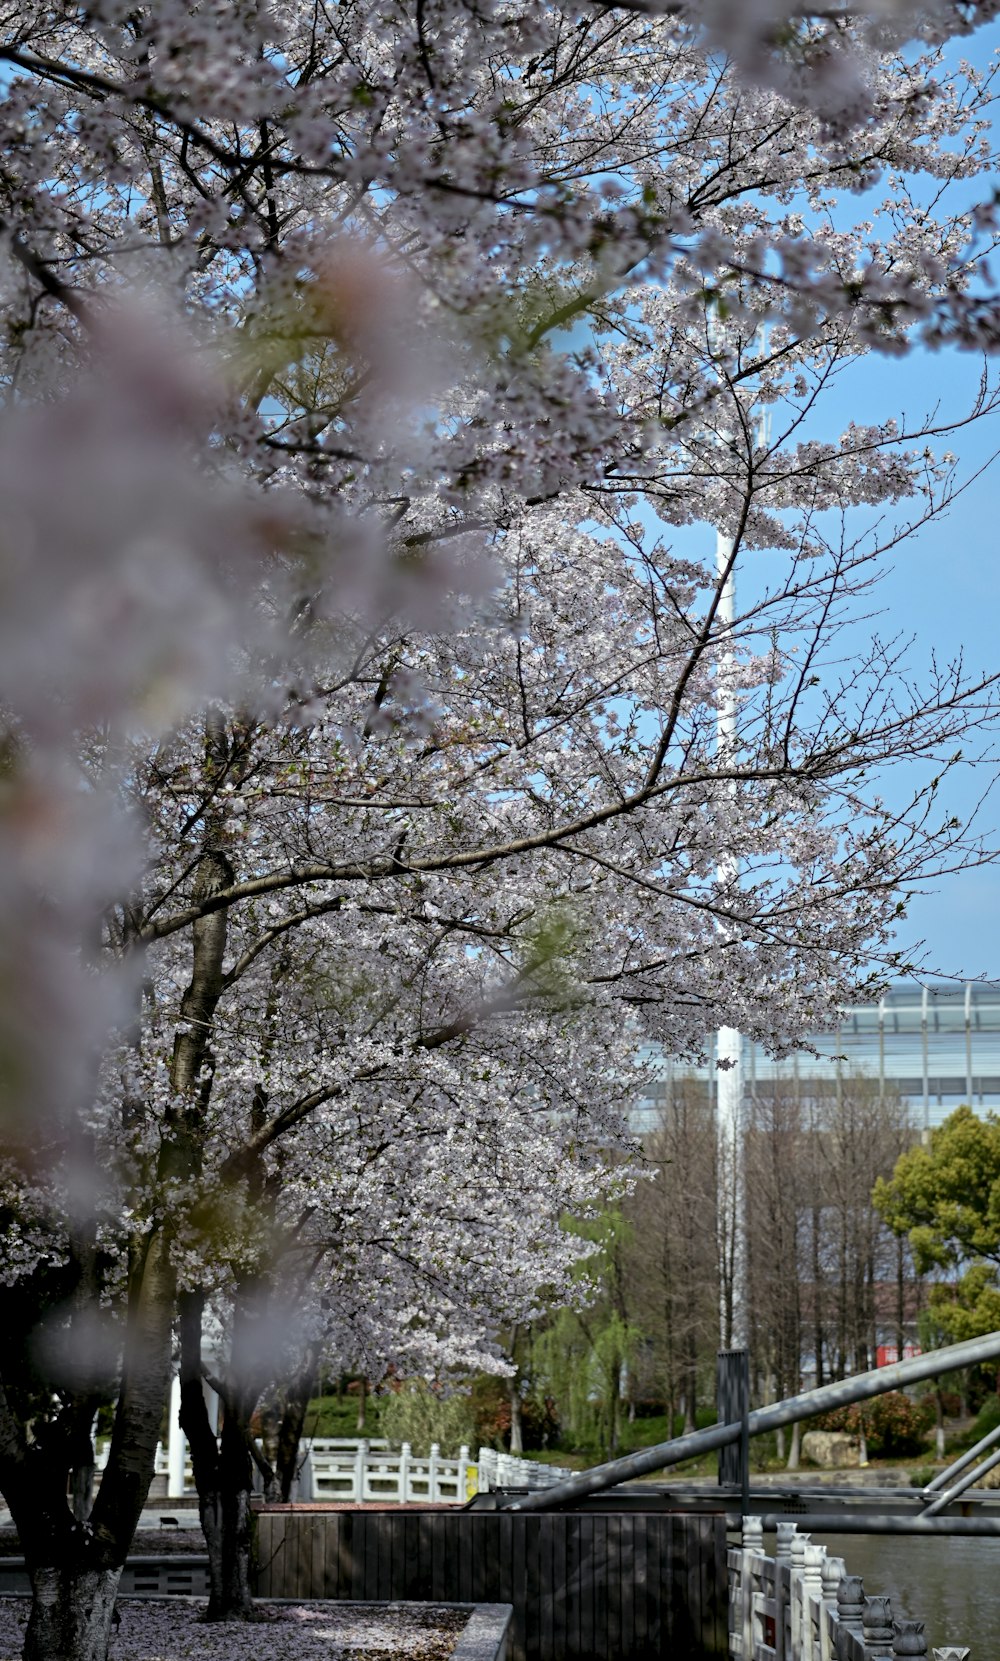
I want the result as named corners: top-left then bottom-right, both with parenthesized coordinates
top-left (801, 1430), bottom-right (861, 1468)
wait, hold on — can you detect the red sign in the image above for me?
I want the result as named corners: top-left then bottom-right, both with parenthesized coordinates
top-left (876, 1343), bottom-right (921, 1367)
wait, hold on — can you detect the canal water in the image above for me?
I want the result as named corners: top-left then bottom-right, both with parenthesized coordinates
top-left (811, 1532), bottom-right (999, 1657)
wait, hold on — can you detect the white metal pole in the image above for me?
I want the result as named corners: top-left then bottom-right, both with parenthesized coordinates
top-left (167, 1372), bottom-right (187, 1499)
top-left (715, 528), bottom-right (746, 1349)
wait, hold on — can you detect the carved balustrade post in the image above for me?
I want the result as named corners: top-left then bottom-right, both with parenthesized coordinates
top-left (775, 1520), bottom-right (797, 1561)
top-left (741, 1516), bottom-right (763, 1661)
top-left (789, 1530), bottom-right (811, 1656)
top-left (863, 1595), bottom-right (895, 1660)
top-left (892, 1622), bottom-right (926, 1658)
top-left (803, 1543), bottom-right (825, 1661)
top-left (834, 1571), bottom-right (866, 1661)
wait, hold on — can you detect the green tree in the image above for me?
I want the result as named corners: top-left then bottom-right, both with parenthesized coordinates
top-left (532, 1209), bottom-right (638, 1460)
top-left (874, 1106), bottom-right (1000, 1342)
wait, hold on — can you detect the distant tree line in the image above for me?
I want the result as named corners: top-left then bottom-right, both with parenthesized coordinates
top-left (508, 1071), bottom-right (923, 1463)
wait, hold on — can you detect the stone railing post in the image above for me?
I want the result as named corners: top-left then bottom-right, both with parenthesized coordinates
top-left (789, 1531), bottom-right (811, 1657)
top-left (863, 1595), bottom-right (894, 1659)
top-left (353, 1439), bottom-right (368, 1503)
top-left (478, 1447), bottom-right (496, 1491)
top-left (892, 1622), bottom-right (926, 1658)
top-left (823, 1555), bottom-right (845, 1609)
top-left (804, 1542), bottom-right (825, 1661)
top-left (428, 1441), bottom-right (440, 1502)
top-left (775, 1521), bottom-right (797, 1659)
top-left (457, 1444), bottom-right (471, 1500)
top-left (838, 1574), bottom-right (866, 1661)
top-left (776, 1520), bottom-right (798, 1562)
top-left (820, 1556), bottom-right (845, 1661)
top-left (741, 1517), bottom-right (763, 1659)
top-left (399, 1441), bottom-right (412, 1501)
top-left (931, 1650), bottom-right (971, 1660)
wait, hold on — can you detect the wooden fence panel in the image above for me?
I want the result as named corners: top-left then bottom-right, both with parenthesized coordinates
top-left (254, 1507), bottom-right (727, 1661)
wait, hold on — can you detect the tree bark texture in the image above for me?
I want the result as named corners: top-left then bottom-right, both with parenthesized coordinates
top-left (23, 1569), bottom-right (122, 1661)
top-left (179, 1293), bottom-right (258, 1621)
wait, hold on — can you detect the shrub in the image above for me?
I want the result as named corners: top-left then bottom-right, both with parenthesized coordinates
top-left (811, 1391), bottom-right (933, 1457)
top-left (469, 1375), bottom-right (559, 1452)
top-left (378, 1379), bottom-right (477, 1457)
top-left (970, 1392), bottom-right (1000, 1440)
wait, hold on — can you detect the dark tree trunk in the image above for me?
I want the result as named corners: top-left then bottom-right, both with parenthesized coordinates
top-left (198, 1418), bottom-right (257, 1623)
top-left (24, 1568), bottom-right (122, 1661)
top-left (1, 1228), bottom-right (175, 1661)
top-left (179, 1292), bottom-right (260, 1623)
top-left (275, 1343), bottom-right (321, 1503)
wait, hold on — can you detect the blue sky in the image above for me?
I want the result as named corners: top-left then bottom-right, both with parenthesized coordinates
top-left (690, 33), bottom-right (1000, 985)
top-left (824, 346), bottom-right (1000, 982)
top-left (698, 341), bottom-right (1000, 982)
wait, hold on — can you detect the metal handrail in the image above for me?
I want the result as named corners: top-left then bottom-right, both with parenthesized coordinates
top-left (503, 1329), bottom-right (1000, 1512)
top-left (921, 1419), bottom-right (1000, 1494)
top-left (921, 1438), bottom-right (1000, 1517)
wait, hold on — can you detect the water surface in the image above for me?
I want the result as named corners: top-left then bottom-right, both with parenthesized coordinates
top-left (812, 1531), bottom-right (998, 1657)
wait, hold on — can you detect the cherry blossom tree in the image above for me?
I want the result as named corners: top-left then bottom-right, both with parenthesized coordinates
top-left (4, 0), bottom-right (1000, 1656)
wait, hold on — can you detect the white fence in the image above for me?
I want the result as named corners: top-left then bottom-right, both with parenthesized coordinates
top-left (100, 1436), bottom-right (571, 1504)
top-left (307, 1439), bottom-right (477, 1503)
top-left (101, 1437), bottom-right (513, 1504)
top-left (475, 1447), bottom-right (573, 1492)
top-left (728, 1517), bottom-right (971, 1661)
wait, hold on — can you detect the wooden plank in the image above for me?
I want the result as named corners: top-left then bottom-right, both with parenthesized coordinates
top-left (346, 1513), bottom-right (361, 1601)
top-left (402, 1510), bottom-right (421, 1600)
top-left (562, 1514), bottom-right (578, 1661)
top-left (252, 1515), bottom-right (268, 1598)
top-left (360, 1514), bottom-right (379, 1599)
top-left (535, 1512), bottom-right (552, 1661)
top-left (271, 1513), bottom-right (289, 1600)
top-left (703, 1515), bottom-right (719, 1656)
top-left (687, 1515), bottom-right (705, 1657)
top-left (494, 1510), bottom-right (514, 1622)
top-left (524, 1515), bottom-right (540, 1661)
top-left (511, 1513), bottom-right (528, 1661)
top-left (621, 1514), bottom-right (637, 1659)
top-left (630, 1513), bottom-right (648, 1658)
top-left (714, 1515), bottom-right (727, 1656)
top-left (418, 1510), bottom-right (435, 1601)
top-left (579, 1513), bottom-right (595, 1661)
top-left (550, 1511), bottom-right (567, 1661)
top-left (648, 1514), bottom-right (665, 1658)
top-left (455, 1512), bottom-right (473, 1604)
top-left (311, 1513), bottom-right (327, 1599)
top-left (295, 1514), bottom-right (311, 1600)
top-left (371, 1512), bottom-right (390, 1600)
top-left (470, 1512), bottom-right (486, 1606)
top-left (670, 1514), bottom-right (696, 1656)
top-left (591, 1514), bottom-right (607, 1661)
top-left (606, 1512), bottom-right (622, 1660)
top-left (704, 1514), bottom-right (721, 1657)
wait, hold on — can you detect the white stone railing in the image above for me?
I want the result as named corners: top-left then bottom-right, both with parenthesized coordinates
top-left (475, 1448), bottom-right (574, 1493)
top-left (100, 1435), bottom-right (571, 1504)
top-left (728, 1517), bottom-right (971, 1661)
top-left (307, 1439), bottom-right (478, 1504)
